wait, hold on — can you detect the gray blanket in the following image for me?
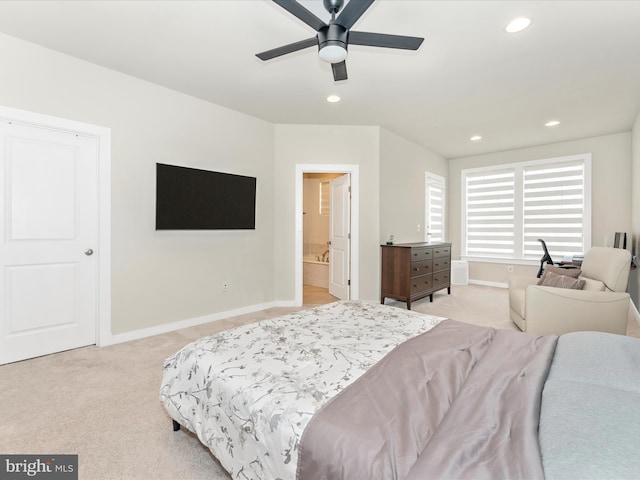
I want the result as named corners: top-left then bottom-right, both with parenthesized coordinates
top-left (297, 320), bottom-right (558, 480)
top-left (539, 331), bottom-right (640, 479)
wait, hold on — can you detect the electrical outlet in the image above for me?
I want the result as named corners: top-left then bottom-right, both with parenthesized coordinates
top-left (222, 281), bottom-right (230, 293)
top-left (507, 266), bottom-right (514, 273)
top-left (417, 224), bottom-right (421, 232)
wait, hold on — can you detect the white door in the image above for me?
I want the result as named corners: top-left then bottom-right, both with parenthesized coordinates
top-left (0, 121), bottom-right (98, 365)
top-left (329, 174), bottom-right (350, 299)
top-left (425, 173), bottom-right (446, 243)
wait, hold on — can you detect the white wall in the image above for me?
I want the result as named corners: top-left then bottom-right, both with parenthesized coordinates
top-left (379, 128), bottom-right (448, 244)
top-left (274, 125), bottom-right (381, 301)
top-left (0, 33), bottom-right (276, 335)
top-left (449, 132), bottom-right (632, 285)
top-left (274, 126), bottom-right (449, 303)
top-left (629, 112), bottom-right (640, 306)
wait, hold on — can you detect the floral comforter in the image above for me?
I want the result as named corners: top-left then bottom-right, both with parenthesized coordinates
top-left (159, 301), bottom-right (444, 480)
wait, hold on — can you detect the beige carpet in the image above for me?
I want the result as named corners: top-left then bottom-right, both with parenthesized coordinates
top-left (1, 284), bottom-right (638, 480)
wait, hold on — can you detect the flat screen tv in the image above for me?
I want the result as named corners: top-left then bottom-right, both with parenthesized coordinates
top-left (156, 163), bottom-right (256, 230)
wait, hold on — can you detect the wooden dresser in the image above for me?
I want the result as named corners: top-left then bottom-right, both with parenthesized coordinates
top-left (380, 242), bottom-right (451, 309)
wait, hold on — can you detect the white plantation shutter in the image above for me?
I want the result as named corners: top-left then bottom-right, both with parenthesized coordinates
top-left (523, 160), bottom-right (586, 260)
top-left (319, 180), bottom-right (330, 215)
top-left (464, 168), bottom-right (515, 258)
top-left (425, 174), bottom-right (445, 243)
top-left (462, 154), bottom-right (590, 262)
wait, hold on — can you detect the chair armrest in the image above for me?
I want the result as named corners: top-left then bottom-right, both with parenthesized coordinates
top-left (509, 274), bottom-right (538, 290)
top-left (525, 286), bottom-right (630, 335)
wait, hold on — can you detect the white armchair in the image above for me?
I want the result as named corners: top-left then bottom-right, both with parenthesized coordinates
top-left (508, 247), bottom-right (631, 335)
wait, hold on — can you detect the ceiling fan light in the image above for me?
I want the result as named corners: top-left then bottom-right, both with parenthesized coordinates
top-left (319, 45), bottom-right (348, 63)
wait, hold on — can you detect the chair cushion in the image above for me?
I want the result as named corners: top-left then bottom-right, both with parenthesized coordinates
top-left (538, 271), bottom-right (586, 289)
top-left (579, 276), bottom-right (607, 291)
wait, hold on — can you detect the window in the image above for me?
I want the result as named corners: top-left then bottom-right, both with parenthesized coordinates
top-left (425, 173), bottom-right (445, 243)
top-left (464, 168), bottom-right (515, 258)
top-left (461, 154), bottom-right (591, 262)
top-left (319, 180), bottom-right (330, 215)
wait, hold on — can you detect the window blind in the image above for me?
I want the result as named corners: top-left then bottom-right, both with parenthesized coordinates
top-left (523, 160), bottom-right (585, 259)
top-left (319, 180), bottom-right (330, 215)
top-left (426, 176), bottom-right (445, 243)
top-left (462, 154), bottom-right (590, 262)
top-left (465, 168), bottom-right (515, 258)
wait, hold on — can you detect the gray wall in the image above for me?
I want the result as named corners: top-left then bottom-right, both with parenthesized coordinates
top-left (0, 31), bottom-right (447, 335)
top-left (273, 125), bottom-right (447, 302)
top-left (273, 124), bottom-right (381, 301)
top-left (448, 132), bottom-right (632, 286)
top-left (630, 112), bottom-right (640, 307)
top-left (379, 128), bottom-right (448, 245)
top-left (8, 30), bottom-right (630, 332)
top-left (0, 33), bottom-right (276, 335)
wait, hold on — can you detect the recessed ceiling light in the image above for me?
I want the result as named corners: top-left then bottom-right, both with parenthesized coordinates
top-left (470, 135), bottom-right (483, 141)
top-left (505, 17), bottom-right (532, 33)
top-left (545, 120), bottom-right (561, 127)
top-left (326, 94), bottom-right (341, 103)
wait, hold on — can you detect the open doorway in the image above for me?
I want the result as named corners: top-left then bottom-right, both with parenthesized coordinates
top-left (295, 164), bottom-right (359, 306)
top-left (302, 173), bottom-right (340, 304)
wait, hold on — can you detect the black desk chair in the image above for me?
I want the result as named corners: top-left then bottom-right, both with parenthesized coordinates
top-left (537, 238), bottom-right (554, 278)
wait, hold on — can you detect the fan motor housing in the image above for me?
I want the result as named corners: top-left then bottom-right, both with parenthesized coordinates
top-left (317, 24), bottom-right (348, 52)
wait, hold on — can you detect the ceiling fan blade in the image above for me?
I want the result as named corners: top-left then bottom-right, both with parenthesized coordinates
top-left (349, 31), bottom-right (424, 50)
top-left (334, 0), bottom-right (375, 30)
top-left (332, 61), bottom-right (348, 81)
top-left (256, 37), bottom-right (317, 61)
top-left (272, 0), bottom-right (327, 31)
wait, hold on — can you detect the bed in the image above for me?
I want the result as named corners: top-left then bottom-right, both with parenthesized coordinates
top-left (159, 300), bottom-right (640, 480)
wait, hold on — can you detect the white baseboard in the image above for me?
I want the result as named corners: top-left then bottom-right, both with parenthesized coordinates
top-left (469, 279), bottom-right (508, 289)
top-left (99, 300), bottom-right (299, 347)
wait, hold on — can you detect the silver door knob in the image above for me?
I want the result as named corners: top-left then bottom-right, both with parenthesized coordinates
top-left (85, 249), bottom-right (94, 256)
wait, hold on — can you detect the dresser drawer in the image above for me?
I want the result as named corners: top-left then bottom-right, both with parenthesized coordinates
top-left (433, 257), bottom-right (450, 272)
top-left (409, 259), bottom-right (432, 278)
top-left (410, 274), bottom-right (432, 295)
top-left (433, 246), bottom-right (451, 258)
top-left (433, 271), bottom-right (450, 287)
top-left (410, 247), bottom-right (433, 261)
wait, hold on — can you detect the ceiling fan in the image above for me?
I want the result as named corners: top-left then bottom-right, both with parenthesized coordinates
top-left (256, 0), bottom-right (424, 81)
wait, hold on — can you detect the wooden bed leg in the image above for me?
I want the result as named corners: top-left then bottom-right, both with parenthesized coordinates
top-left (172, 419), bottom-right (181, 432)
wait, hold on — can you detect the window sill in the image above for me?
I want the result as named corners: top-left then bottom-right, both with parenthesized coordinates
top-left (462, 256), bottom-right (539, 267)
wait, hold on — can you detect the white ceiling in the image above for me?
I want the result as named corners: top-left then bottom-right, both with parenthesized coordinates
top-left (0, 0), bottom-right (639, 158)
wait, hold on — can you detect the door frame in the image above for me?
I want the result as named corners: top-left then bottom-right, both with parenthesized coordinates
top-left (295, 164), bottom-right (359, 305)
top-left (0, 105), bottom-right (111, 347)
